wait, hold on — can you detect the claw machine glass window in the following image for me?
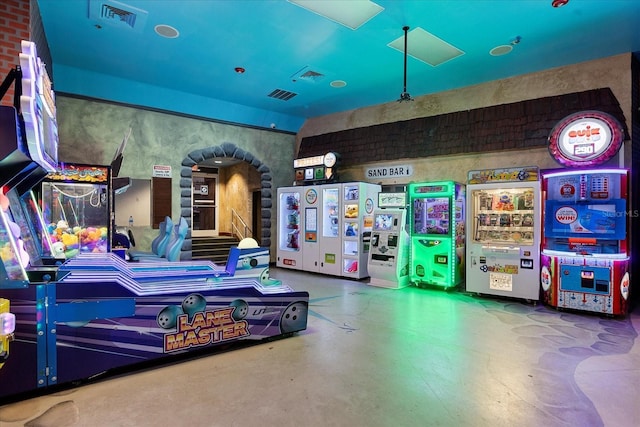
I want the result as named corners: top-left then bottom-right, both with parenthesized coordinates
top-left (40, 164), bottom-right (111, 259)
top-left (470, 188), bottom-right (535, 246)
top-left (413, 197), bottom-right (450, 235)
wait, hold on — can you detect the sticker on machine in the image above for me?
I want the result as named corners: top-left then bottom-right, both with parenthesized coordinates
top-left (489, 272), bottom-right (513, 292)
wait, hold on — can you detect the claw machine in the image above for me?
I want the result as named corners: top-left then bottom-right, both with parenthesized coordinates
top-left (39, 162), bottom-right (112, 259)
top-left (540, 168), bottom-right (630, 315)
top-left (408, 181), bottom-right (465, 289)
top-left (341, 182), bottom-right (379, 279)
top-left (276, 187), bottom-right (303, 270)
top-left (466, 167), bottom-right (540, 300)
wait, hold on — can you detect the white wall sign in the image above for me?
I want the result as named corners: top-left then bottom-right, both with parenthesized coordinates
top-left (365, 165), bottom-right (413, 179)
top-left (153, 165), bottom-right (172, 178)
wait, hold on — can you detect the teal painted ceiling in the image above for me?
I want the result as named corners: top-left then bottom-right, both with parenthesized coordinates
top-left (37, 0), bottom-right (640, 132)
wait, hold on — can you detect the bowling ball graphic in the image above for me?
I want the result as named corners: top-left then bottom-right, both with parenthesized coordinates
top-left (279, 301), bottom-right (308, 333)
top-left (157, 305), bottom-right (184, 329)
top-left (181, 293), bottom-right (207, 320)
top-left (229, 299), bottom-right (249, 320)
top-left (258, 267), bottom-right (280, 286)
top-left (241, 257), bottom-right (258, 269)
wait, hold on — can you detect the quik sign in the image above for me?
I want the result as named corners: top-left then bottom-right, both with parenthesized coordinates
top-left (365, 165), bottom-right (413, 179)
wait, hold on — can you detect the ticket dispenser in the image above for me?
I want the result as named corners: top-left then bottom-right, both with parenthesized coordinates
top-left (367, 192), bottom-right (410, 289)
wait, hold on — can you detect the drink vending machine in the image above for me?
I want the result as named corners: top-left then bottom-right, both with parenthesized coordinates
top-left (408, 181), bottom-right (465, 289)
top-left (540, 168), bottom-right (631, 315)
top-left (367, 192), bottom-right (410, 289)
top-left (465, 167), bottom-right (540, 301)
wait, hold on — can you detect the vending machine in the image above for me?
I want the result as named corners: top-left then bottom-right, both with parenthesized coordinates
top-left (368, 192), bottom-right (410, 289)
top-left (275, 187), bottom-right (303, 270)
top-left (301, 185), bottom-right (321, 272)
top-left (408, 181), bottom-right (465, 289)
top-left (465, 167), bottom-right (540, 301)
top-left (540, 168), bottom-right (630, 315)
top-left (340, 182), bottom-right (379, 279)
top-left (318, 183), bottom-right (343, 276)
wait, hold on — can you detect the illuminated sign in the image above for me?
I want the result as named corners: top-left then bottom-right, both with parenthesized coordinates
top-left (548, 110), bottom-right (624, 166)
top-left (468, 166), bottom-right (538, 184)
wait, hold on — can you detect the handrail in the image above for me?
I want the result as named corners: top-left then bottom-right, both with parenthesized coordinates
top-left (231, 208), bottom-right (252, 240)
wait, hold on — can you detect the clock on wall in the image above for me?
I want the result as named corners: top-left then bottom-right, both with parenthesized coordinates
top-left (323, 152), bottom-right (337, 168)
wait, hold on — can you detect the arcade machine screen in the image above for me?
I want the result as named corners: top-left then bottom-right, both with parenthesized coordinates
top-left (374, 213), bottom-right (395, 231)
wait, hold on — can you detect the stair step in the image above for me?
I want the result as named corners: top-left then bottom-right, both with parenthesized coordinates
top-left (191, 236), bottom-right (240, 264)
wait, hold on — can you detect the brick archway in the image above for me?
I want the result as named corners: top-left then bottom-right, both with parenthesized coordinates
top-left (178, 142), bottom-right (272, 260)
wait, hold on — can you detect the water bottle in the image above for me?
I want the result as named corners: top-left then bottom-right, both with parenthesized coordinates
top-left (128, 215), bottom-right (134, 228)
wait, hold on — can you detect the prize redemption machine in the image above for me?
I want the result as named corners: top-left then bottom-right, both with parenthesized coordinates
top-left (465, 167), bottom-right (540, 301)
top-left (276, 182), bottom-right (379, 278)
top-left (0, 43), bottom-right (309, 401)
top-left (276, 152), bottom-right (378, 278)
top-left (408, 181), bottom-right (465, 289)
top-left (276, 187), bottom-right (303, 270)
top-left (368, 192), bottom-right (410, 289)
top-left (540, 169), bottom-right (630, 315)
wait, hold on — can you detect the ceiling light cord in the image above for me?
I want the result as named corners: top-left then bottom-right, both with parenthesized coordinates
top-left (398, 25), bottom-right (413, 102)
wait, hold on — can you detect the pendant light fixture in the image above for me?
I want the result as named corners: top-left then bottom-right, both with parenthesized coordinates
top-left (398, 26), bottom-right (413, 102)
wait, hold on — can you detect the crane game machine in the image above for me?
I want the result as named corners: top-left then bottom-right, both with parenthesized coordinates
top-left (39, 163), bottom-right (112, 260)
top-left (541, 111), bottom-right (630, 315)
top-left (368, 191), bottom-right (410, 289)
top-left (408, 181), bottom-right (465, 289)
top-left (466, 167), bottom-right (540, 301)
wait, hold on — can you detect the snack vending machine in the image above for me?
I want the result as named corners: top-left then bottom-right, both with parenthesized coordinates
top-left (540, 168), bottom-right (630, 315)
top-left (340, 182), bottom-right (379, 279)
top-left (368, 192), bottom-right (410, 289)
top-left (276, 187), bottom-right (303, 270)
top-left (408, 181), bottom-right (465, 289)
top-left (466, 167), bottom-right (540, 300)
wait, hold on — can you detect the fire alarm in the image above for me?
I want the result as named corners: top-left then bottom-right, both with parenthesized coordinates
top-left (551, 0), bottom-right (569, 7)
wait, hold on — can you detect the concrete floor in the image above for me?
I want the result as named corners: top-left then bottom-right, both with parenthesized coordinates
top-left (1, 267), bottom-right (639, 427)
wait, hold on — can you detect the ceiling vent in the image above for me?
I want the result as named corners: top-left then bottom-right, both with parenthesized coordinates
top-left (88, 0), bottom-right (148, 32)
top-left (268, 89), bottom-right (298, 101)
top-left (291, 66), bottom-right (326, 84)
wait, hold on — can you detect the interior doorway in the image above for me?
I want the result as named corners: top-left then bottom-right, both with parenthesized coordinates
top-left (192, 170), bottom-right (219, 237)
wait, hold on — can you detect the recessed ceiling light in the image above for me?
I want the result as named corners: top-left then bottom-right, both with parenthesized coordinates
top-left (490, 45), bottom-right (513, 56)
top-left (330, 80), bottom-right (347, 88)
top-left (155, 24), bottom-right (179, 38)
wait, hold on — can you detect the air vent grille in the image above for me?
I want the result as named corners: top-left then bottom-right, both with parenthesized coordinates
top-left (268, 89), bottom-right (298, 101)
top-left (101, 4), bottom-right (136, 28)
top-left (88, 0), bottom-right (148, 32)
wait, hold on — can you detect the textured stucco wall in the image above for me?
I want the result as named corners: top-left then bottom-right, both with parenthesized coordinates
top-left (55, 96), bottom-right (296, 252)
